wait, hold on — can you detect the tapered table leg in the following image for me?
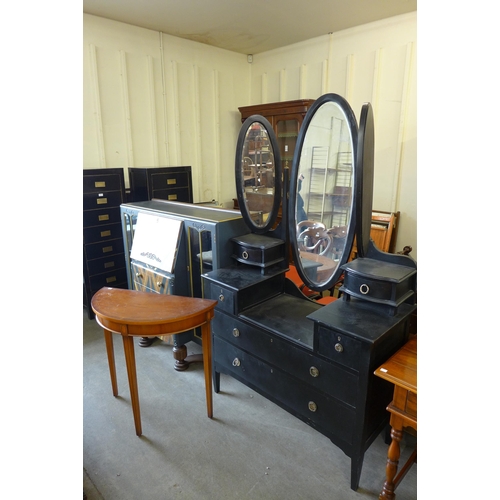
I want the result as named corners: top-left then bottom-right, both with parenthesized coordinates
top-left (104, 330), bottom-right (118, 397)
top-left (201, 321), bottom-right (213, 419)
top-left (122, 335), bottom-right (142, 437)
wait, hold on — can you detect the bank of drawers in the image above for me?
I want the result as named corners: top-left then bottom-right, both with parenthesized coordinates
top-left (83, 168), bottom-right (127, 318)
top-left (128, 166), bottom-right (193, 203)
top-left (212, 313), bottom-right (357, 446)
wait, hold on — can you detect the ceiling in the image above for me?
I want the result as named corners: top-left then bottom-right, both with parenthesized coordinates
top-left (83, 0), bottom-right (417, 55)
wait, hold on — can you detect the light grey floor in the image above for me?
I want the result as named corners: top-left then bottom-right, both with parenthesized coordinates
top-left (83, 307), bottom-right (417, 500)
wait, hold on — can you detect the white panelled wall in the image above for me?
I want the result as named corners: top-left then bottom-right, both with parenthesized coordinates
top-left (83, 12), bottom-right (417, 259)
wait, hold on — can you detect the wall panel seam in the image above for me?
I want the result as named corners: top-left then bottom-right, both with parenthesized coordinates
top-left (88, 43), bottom-right (106, 167)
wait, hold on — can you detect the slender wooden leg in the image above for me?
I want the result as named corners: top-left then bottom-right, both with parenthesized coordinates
top-left (201, 322), bottom-right (213, 419)
top-left (122, 335), bottom-right (142, 437)
top-left (379, 423), bottom-right (403, 500)
top-left (104, 330), bottom-right (118, 397)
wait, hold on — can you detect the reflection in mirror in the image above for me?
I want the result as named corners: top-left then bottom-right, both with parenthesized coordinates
top-left (293, 98), bottom-right (356, 290)
top-left (236, 116), bottom-right (281, 233)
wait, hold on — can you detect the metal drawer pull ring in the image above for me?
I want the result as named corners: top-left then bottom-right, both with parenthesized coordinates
top-left (232, 358), bottom-right (241, 367)
top-left (360, 283), bottom-right (370, 294)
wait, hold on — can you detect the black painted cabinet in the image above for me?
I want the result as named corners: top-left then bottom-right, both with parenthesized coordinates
top-left (128, 166), bottom-right (193, 203)
top-left (83, 168), bottom-right (128, 319)
top-left (203, 265), bottom-right (415, 490)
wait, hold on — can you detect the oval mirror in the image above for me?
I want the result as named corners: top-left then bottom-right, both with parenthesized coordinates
top-left (235, 115), bottom-right (282, 234)
top-left (289, 94), bottom-right (358, 291)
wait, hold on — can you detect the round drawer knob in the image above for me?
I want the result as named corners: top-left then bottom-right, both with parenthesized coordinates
top-left (232, 328), bottom-right (240, 337)
top-left (242, 250), bottom-right (249, 260)
top-left (360, 283), bottom-right (370, 295)
top-left (232, 358), bottom-right (241, 367)
top-left (334, 343), bottom-right (344, 353)
top-left (157, 281), bottom-right (164, 288)
top-left (218, 294), bottom-right (225, 302)
top-left (309, 366), bottom-right (319, 378)
top-left (135, 273), bottom-right (143, 278)
top-left (308, 401), bottom-right (317, 412)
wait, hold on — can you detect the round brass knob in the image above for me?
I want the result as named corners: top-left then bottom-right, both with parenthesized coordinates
top-left (308, 401), bottom-right (317, 412)
top-left (232, 358), bottom-right (241, 367)
top-left (334, 343), bottom-right (344, 353)
top-left (309, 366), bottom-right (319, 378)
top-left (232, 328), bottom-right (240, 337)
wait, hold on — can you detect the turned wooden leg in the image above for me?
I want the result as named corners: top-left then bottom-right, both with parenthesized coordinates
top-left (201, 321), bottom-right (213, 419)
top-left (104, 330), bottom-right (118, 397)
top-left (379, 424), bottom-right (403, 500)
top-left (122, 335), bottom-right (142, 437)
top-left (139, 337), bottom-right (155, 347)
top-left (173, 344), bottom-right (189, 371)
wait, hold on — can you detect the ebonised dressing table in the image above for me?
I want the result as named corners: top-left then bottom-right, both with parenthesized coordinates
top-left (203, 95), bottom-right (417, 490)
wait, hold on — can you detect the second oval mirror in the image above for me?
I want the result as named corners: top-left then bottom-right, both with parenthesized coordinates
top-left (235, 115), bottom-right (282, 234)
top-left (289, 94), bottom-right (358, 291)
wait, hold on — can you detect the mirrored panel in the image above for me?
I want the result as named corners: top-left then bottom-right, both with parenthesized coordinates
top-left (289, 94), bottom-right (358, 290)
top-left (235, 115), bottom-right (282, 234)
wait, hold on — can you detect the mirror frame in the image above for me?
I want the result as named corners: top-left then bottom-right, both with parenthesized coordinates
top-left (288, 93), bottom-right (358, 292)
top-left (235, 115), bottom-right (282, 234)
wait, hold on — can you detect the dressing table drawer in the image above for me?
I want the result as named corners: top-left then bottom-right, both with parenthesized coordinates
top-left (316, 326), bottom-right (363, 371)
top-left (214, 335), bottom-right (356, 445)
top-left (212, 311), bottom-right (358, 407)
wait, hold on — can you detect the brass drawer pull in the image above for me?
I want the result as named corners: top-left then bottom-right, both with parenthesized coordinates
top-left (334, 343), bottom-right (344, 353)
top-left (100, 230), bottom-right (111, 238)
top-left (232, 328), bottom-right (240, 337)
top-left (167, 179), bottom-right (177, 185)
top-left (157, 281), bottom-right (164, 288)
top-left (135, 272), bottom-right (143, 279)
top-left (95, 181), bottom-right (106, 188)
top-left (308, 401), bottom-right (317, 412)
top-left (309, 366), bottom-right (319, 378)
top-left (232, 358), bottom-right (241, 367)
top-left (106, 276), bottom-right (116, 284)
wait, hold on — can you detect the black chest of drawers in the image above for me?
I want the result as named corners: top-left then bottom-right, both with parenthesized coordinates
top-left (83, 168), bottom-right (128, 319)
top-left (128, 166), bottom-right (193, 203)
top-left (203, 265), bottom-right (415, 491)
